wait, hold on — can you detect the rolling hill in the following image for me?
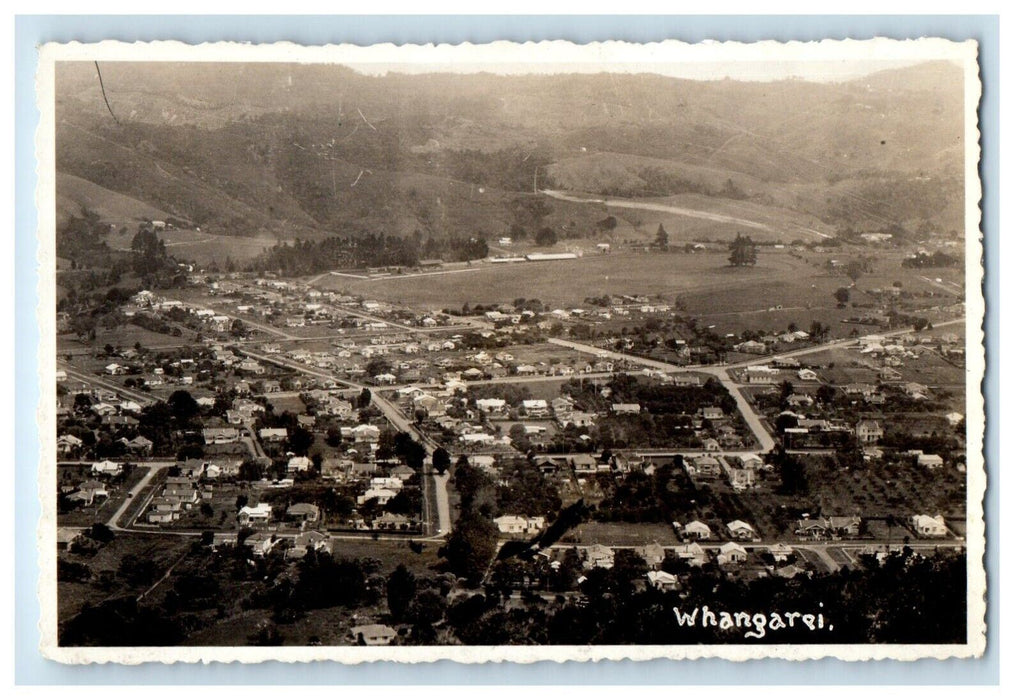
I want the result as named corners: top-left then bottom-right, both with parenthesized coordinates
top-left (54, 60), bottom-right (966, 252)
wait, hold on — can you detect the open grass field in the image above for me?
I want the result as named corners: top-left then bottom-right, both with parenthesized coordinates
top-left (59, 325), bottom-right (187, 356)
top-left (103, 227), bottom-right (282, 266)
top-left (313, 249), bottom-right (816, 310)
top-left (329, 537), bottom-right (443, 578)
top-left (561, 521), bottom-right (678, 547)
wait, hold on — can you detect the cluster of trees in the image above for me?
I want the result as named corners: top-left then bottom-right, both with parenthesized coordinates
top-left (566, 374), bottom-right (737, 417)
top-left (253, 234), bottom-right (419, 275)
top-left (428, 147), bottom-right (552, 194)
top-left (376, 430), bottom-right (428, 471)
top-left (252, 230), bottom-right (497, 275)
top-left (496, 460), bottom-right (562, 517)
top-left (385, 565), bottom-right (451, 643)
top-left (902, 251), bottom-right (961, 269)
top-left (599, 167), bottom-right (749, 201)
top-left (592, 460), bottom-right (706, 523)
top-left (130, 223), bottom-right (171, 277)
top-left (56, 209), bottom-right (115, 269)
top-left (446, 548), bottom-right (966, 645)
top-left (439, 459), bottom-right (500, 586)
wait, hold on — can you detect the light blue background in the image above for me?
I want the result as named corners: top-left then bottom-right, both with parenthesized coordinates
top-left (15, 14), bottom-right (999, 685)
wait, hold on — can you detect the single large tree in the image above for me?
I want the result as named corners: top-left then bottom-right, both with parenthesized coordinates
top-left (167, 390), bottom-right (199, 422)
top-left (654, 223), bottom-right (669, 250)
top-left (431, 447), bottom-right (452, 474)
top-left (387, 564), bottom-right (417, 621)
top-left (728, 233), bottom-right (757, 267)
top-left (535, 227), bottom-right (557, 246)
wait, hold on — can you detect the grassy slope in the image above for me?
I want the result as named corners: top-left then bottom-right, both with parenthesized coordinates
top-left (57, 172), bottom-right (172, 229)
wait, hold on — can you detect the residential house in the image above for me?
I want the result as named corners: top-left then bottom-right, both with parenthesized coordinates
top-left (391, 465), bottom-right (416, 482)
top-left (686, 455), bottom-right (720, 478)
top-left (90, 460), bottom-right (122, 476)
top-left (412, 393), bottom-right (447, 418)
top-left (681, 520), bottom-right (713, 541)
top-left (521, 399), bottom-right (549, 416)
top-left (373, 512), bottom-right (412, 530)
top-left (349, 624), bottom-right (397, 646)
top-left (56, 527), bottom-right (84, 551)
top-left (259, 428), bottom-right (288, 443)
top-left (476, 398), bottom-right (507, 413)
top-left (203, 427), bottom-right (240, 445)
top-left (358, 488), bottom-right (397, 505)
top-left (856, 420), bottom-right (884, 445)
top-left (737, 454), bottom-right (764, 470)
top-left (147, 507), bottom-right (179, 524)
top-left (286, 530), bottom-right (330, 559)
top-left (493, 515), bottom-right (545, 536)
top-left (581, 544), bottom-right (615, 570)
top-left (237, 360), bottom-right (266, 375)
top-left (287, 456), bottom-right (313, 474)
top-left (735, 340), bottom-right (767, 354)
top-left (646, 570), bottom-right (680, 592)
top-left (121, 435), bottom-right (153, 454)
top-left (673, 542), bottom-right (708, 567)
top-left (237, 502), bottom-right (273, 526)
top-left (767, 543), bottom-right (794, 564)
top-left (352, 424), bottom-right (381, 443)
top-left (917, 454), bottom-right (945, 469)
top-left (795, 518), bottom-right (830, 540)
top-left (717, 541), bottom-right (749, 566)
top-left (725, 520), bottom-right (757, 541)
top-left (611, 403), bottom-right (641, 414)
top-left (637, 543), bottom-right (667, 568)
top-left (698, 406), bottom-right (725, 421)
top-left (558, 410), bottom-right (597, 428)
top-left (210, 533), bottom-right (238, 551)
top-left (57, 434), bottom-right (84, 455)
top-left (723, 462), bottom-right (756, 491)
top-left (369, 476), bottom-right (404, 491)
top-left (829, 516), bottom-right (862, 537)
top-left (245, 533), bottom-right (276, 557)
top-left (286, 503), bottom-right (320, 524)
top-left (911, 514), bottom-right (949, 538)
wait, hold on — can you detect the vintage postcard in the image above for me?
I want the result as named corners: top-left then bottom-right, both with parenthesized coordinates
top-left (35, 37), bottom-right (985, 664)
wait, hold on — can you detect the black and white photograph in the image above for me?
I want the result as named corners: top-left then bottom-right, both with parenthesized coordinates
top-left (35, 37), bottom-right (985, 663)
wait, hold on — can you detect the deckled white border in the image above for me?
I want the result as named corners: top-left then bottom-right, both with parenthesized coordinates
top-left (35, 37), bottom-right (985, 664)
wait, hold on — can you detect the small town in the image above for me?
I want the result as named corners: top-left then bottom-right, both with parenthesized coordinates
top-left (51, 56), bottom-right (972, 649)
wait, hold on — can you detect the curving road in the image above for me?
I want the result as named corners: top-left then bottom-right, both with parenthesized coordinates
top-left (543, 189), bottom-right (774, 232)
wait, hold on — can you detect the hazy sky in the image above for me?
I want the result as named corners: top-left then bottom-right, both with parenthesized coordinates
top-left (349, 59), bottom-right (926, 83)
top-left (330, 38), bottom-right (962, 83)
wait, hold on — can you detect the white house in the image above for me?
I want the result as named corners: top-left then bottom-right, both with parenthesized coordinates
top-left (287, 456), bottom-right (312, 473)
top-left (493, 515), bottom-right (545, 536)
top-left (912, 514), bottom-right (949, 537)
top-left (646, 570), bottom-right (679, 592)
top-left (350, 624), bottom-right (397, 646)
top-left (238, 502), bottom-right (273, 526)
top-left (357, 488), bottom-right (397, 505)
top-left (521, 399), bottom-right (549, 416)
top-left (726, 520), bottom-right (757, 541)
top-left (681, 520), bottom-right (713, 540)
top-left (90, 460), bottom-right (122, 476)
top-left (717, 541), bottom-right (749, 565)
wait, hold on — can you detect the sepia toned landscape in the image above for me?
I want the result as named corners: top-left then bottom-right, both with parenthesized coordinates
top-left (50, 52), bottom-right (977, 651)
